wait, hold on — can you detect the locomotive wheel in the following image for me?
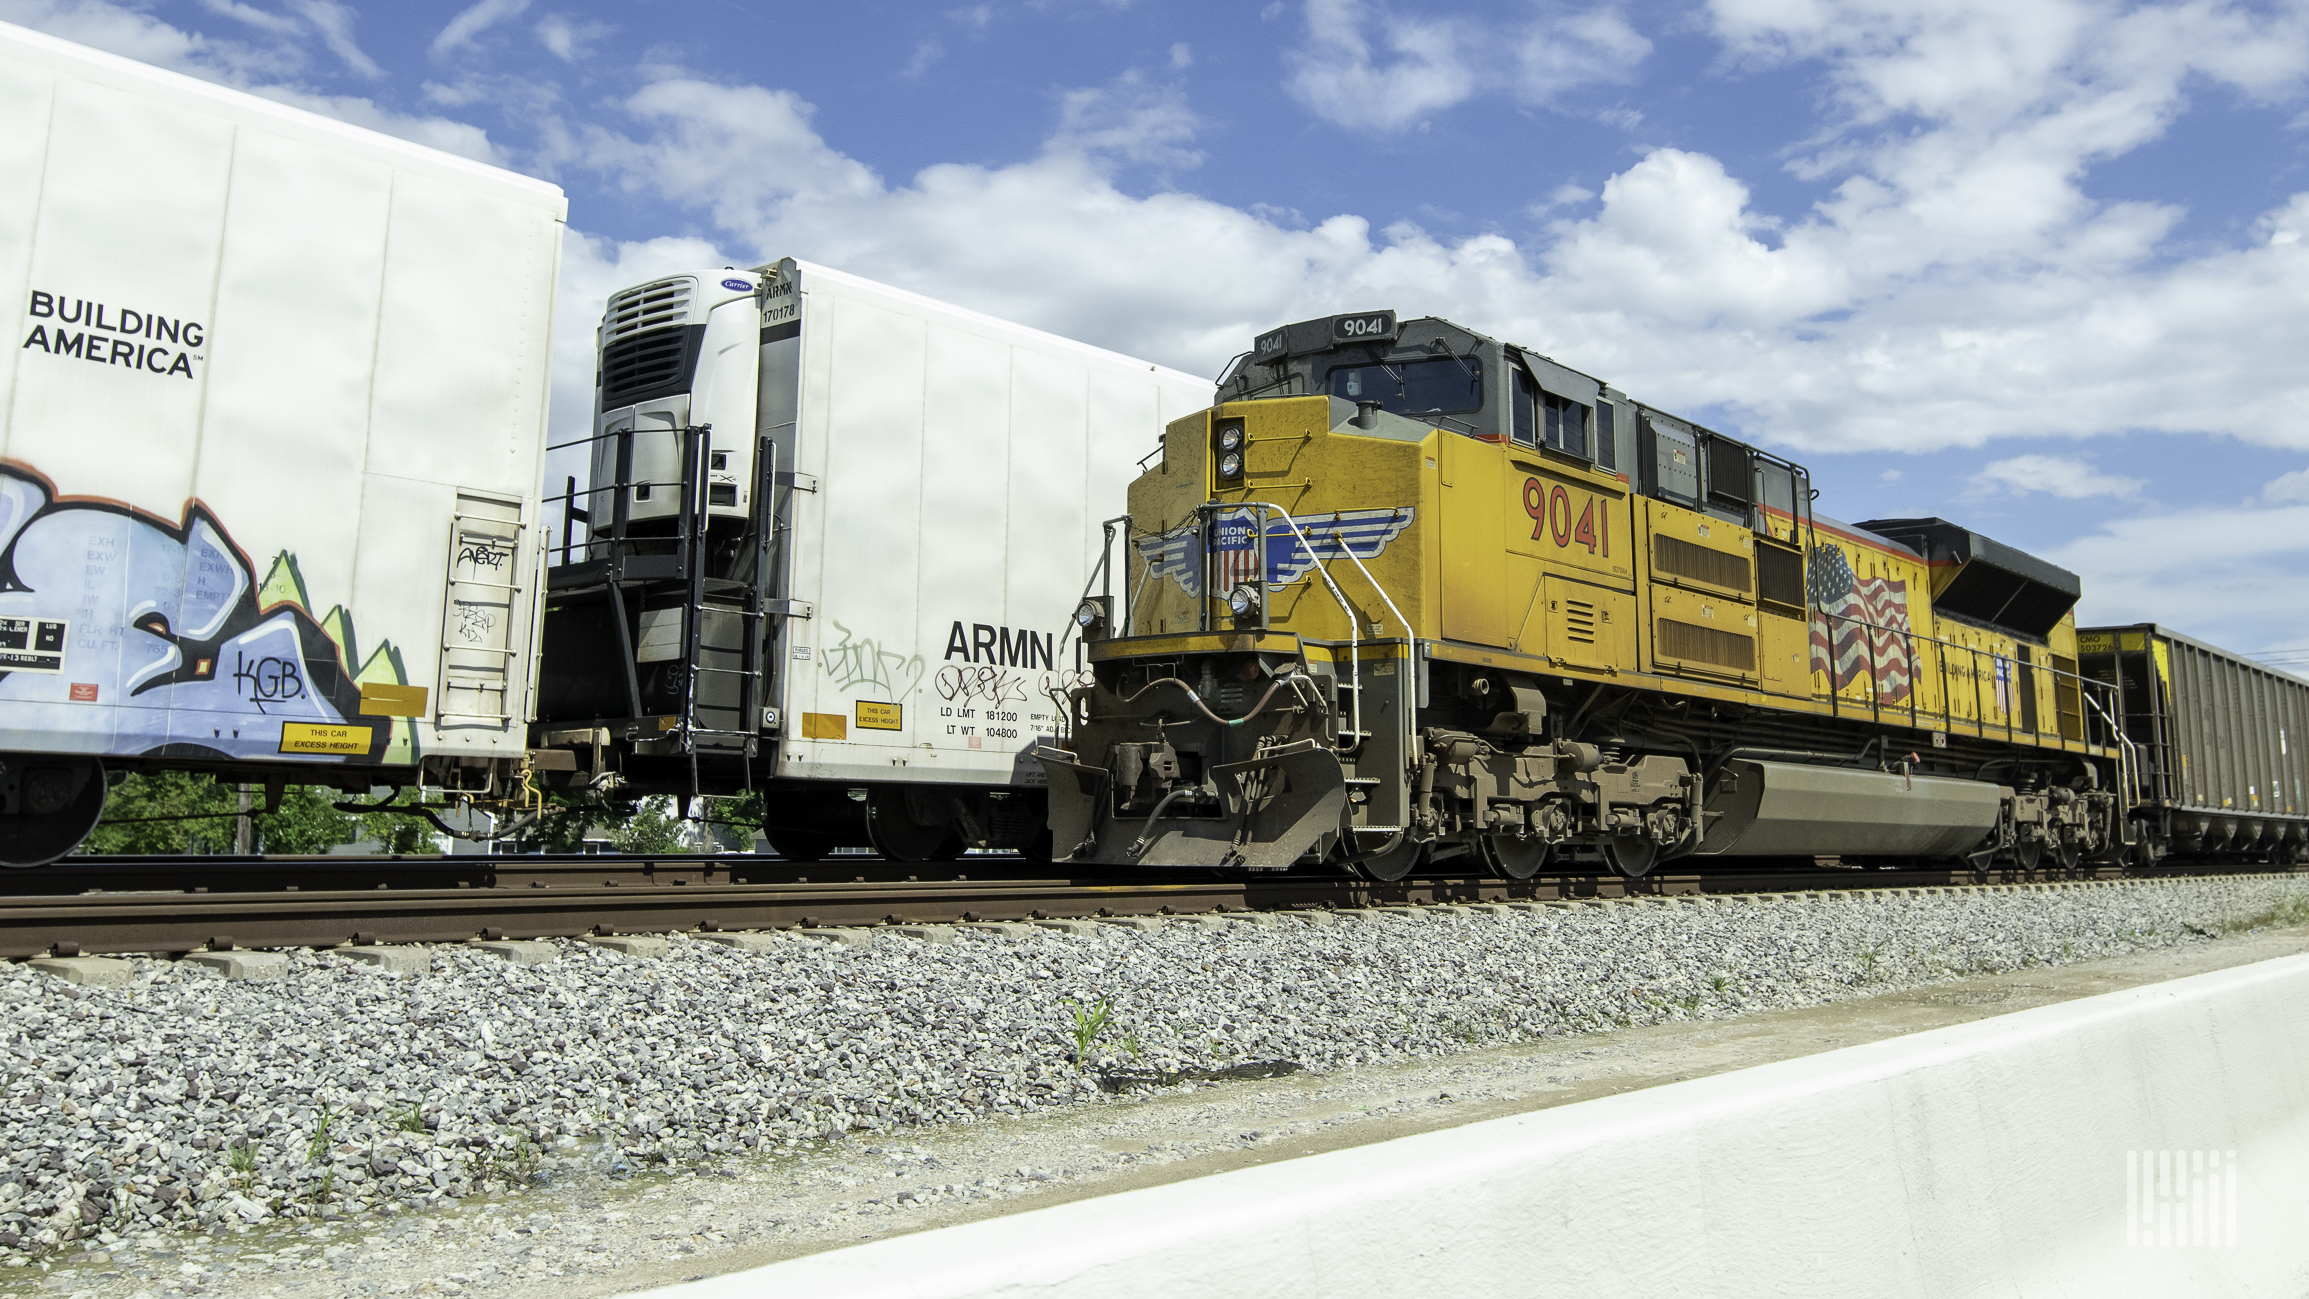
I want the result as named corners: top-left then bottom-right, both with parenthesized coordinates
top-left (1351, 834), bottom-right (1427, 882)
top-left (2011, 838), bottom-right (2044, 872)
top-left (0, 756), bottom-right (106, 868)
top-left (1479, 832), bottom-right (1552, 880)
top-left (2049, 835), bottom-right (2082, 872)
top-left (1601, 833), bottom-right (1659, 879)
top-left (763, 827), bottom-right (836, 862)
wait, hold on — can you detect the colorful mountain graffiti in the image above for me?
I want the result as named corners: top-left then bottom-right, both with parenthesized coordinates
top-left (0, 461), bottom-right (416, 765)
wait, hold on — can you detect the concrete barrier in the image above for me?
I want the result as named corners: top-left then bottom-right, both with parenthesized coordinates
top-left (654, 954), bottom-right (2309, 1298)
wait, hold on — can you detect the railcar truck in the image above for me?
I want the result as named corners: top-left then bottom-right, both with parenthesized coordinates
top-left (528, 261), bottom-right (1211, 860)
top-left (0, 21), bottom-right (567, 864)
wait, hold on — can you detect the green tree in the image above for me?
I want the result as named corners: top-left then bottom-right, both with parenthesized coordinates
top-left (609, 797), bottom-right (699, 853)
top-left (251, 784), bottom-right (359, 854)
top-left (81, 772), bottom-right (238, 854)
top-left (82, 773), bottom-right (447, 857)
top-left (347, 788), bottom-right (445, 856)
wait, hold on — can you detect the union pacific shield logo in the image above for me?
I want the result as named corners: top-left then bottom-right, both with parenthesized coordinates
top-left (1134, 507), bottom-right (1415, 595)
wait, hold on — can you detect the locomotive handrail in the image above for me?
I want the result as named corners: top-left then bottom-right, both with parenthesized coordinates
top-left (1256, 507), bottom-right (1376, 752)
top-left (1814, 604), bottom-right (2121, 755)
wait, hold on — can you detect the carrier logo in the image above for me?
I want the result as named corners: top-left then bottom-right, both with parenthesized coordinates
top-left (1134, 506), bottom-right (1415, 596)
top-left (20, 290), bottom-right (202, 380)
top-left (721, 278), bottom-right (752, 291)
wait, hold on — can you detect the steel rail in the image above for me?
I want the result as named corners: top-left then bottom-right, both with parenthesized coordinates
top-left (1, 855), bottom-right (2298, 960)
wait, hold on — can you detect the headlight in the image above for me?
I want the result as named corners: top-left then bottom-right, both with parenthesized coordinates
top-left (1074, 598), bottom-right (1105, 630)
top-left (1219, 425), bottom-right (1244, 452)
top-left (1227, 584), bottom-right (1260, 617)
top-left (1217, 450), bottom-right (1243, 480)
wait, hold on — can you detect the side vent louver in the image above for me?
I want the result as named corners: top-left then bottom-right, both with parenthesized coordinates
top-left (1561, 598), bottom-right (1598, 644)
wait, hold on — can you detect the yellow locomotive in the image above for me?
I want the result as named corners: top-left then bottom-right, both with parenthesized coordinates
top-left (1037, 311), bottom-right (2128, 879)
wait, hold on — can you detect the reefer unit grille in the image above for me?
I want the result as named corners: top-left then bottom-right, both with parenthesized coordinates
top-left (599, 278), bottom-right (702, 410)
top-left (601, 329), bottom-right (694, 408)
top-left (604, 279), bottom-right (692, 341)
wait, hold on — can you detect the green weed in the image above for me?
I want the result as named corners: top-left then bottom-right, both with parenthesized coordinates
top-left (1059, 996), bottom-right (1114, 1066)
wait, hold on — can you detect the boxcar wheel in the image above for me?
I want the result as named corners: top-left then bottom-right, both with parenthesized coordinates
top-left (1479, 832), bottom-right (1552, 880)
top-left (0, 757), bottom-right (106, 868)
top-left (866, 790), bottom-right (966, 862)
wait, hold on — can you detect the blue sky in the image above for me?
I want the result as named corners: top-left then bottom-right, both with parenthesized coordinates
top-left (11, 0), bottom-right (2309, 665)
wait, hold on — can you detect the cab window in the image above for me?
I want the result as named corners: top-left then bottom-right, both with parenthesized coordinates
top-left (1513, 368), bottom-right (1589, 457)
top-left (1328, 357), bottom-right (1482, 416)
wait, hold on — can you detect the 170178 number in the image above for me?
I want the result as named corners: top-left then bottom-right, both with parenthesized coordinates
top-left (1523, 477), bottom-right (1609, 555)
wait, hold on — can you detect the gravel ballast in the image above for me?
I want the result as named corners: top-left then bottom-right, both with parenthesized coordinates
top-left (3, 874), bottom-right (2306, 1285)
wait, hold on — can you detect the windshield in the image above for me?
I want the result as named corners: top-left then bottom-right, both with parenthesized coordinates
top-left (1328, 357), bottom-right (1482, 416)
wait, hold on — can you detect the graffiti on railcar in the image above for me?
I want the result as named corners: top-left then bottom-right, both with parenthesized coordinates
top-left (0, 462), bottom-right (417, 763)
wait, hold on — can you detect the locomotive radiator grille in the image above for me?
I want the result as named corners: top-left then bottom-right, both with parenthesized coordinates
top-left (1653, 534), bottom-right (1753, 594)
top-left (1657, 618), bottom-right (1756, 672)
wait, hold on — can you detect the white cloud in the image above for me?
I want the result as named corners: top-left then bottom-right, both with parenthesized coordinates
top-left (1517, 4), bottom-right (1652, 104)
top-left (2264, 467), bottom-right (2309, 503)
top-left (1050, 73), bottom-right (1201, 170)
top-left (900, 38), bottom-right (942, 78)
top-left (432, 0), bottom-right (530, 57)
top-left (1283, 0), bottom-right (1477, 131)
top-left (1283, 0), bottom-right (1652, 131)
top-left (1, 0), bottom-right (505, 160)
top-left (1169, 42), bottom-right (1191, 70)
top-left (2051, 502), bottom-right (2309, 650)
top-left (1968, 454), bottom-right (2144, 500)
top-left (281, 0), bottom-right (380, 78)
top-left (196, 0), bottom-right (299, 37)
top-left (534, 13), bottom-right (603, 63)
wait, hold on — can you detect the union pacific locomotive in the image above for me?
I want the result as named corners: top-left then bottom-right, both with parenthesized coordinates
top-left (1035, 311), bottom-right (2291, 878)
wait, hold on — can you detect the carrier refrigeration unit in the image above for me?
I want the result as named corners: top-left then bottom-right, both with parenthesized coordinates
top-left (532, 259), bottom-right (1210, 860)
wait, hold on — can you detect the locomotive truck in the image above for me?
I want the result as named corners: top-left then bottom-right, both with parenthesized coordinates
top-left (1035, 310), bottom-right (2292, 878)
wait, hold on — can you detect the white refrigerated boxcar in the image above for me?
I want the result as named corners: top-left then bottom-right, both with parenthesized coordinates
top-left (535, 259), bottom-right (1211, 860)
top-left (0, 22), bottom-right (566, 863)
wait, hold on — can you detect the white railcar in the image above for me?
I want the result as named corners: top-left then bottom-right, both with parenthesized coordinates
top-left (536, 260), bottom-right (1211, 859)
top-left (0, 22), bottom-right (566, 863)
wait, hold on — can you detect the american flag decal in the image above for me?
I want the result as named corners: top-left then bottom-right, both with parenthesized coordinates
top-left (1211, 510), bottom-right (1262, 592)
top-left (1809, 543), bottom-right (1912, 702)
top-left (1135, 507), bottom-right (1417, 597)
